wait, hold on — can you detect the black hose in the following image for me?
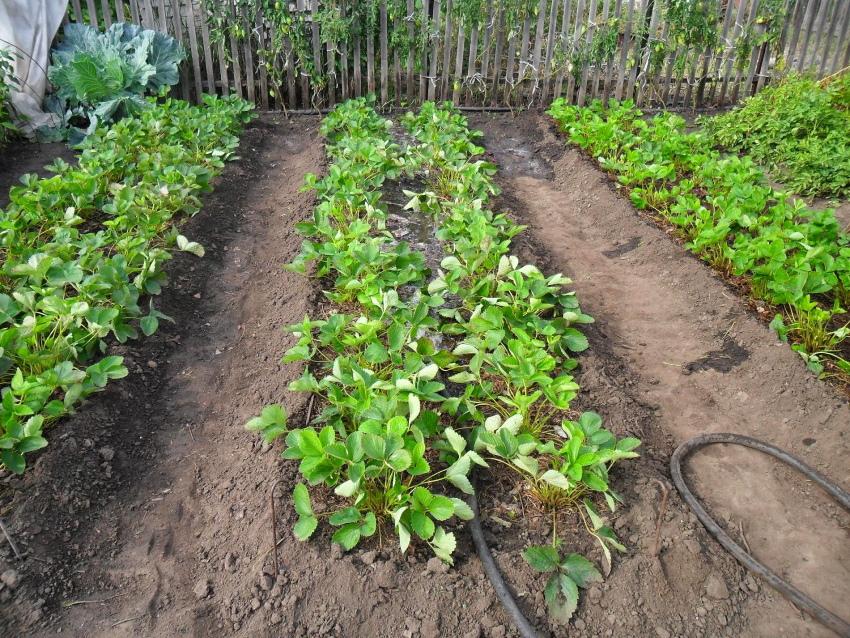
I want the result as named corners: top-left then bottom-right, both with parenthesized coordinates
top-left (670, 433), bottom-right (850, 637)
top-left (468, 490), bottom-right (544, 638)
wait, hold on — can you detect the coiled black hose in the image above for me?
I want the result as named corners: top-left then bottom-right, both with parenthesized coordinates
top-left (468, 490), bottom-right (544, 638)
top-left (670, 433), bottom-right (850, 637)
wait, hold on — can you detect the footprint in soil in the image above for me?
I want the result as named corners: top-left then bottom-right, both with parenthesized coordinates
top-left (602, 236), bottom-right (642, 258)
top-left (684, 334), bottom-right (750, 374)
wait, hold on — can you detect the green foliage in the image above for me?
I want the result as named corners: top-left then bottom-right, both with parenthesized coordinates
top-left (523, 545), bottom-right (602, 622)
top-left (664, 0), bottom-right (719, 51)
top-left (0, 48), bottom-right (17, 145)
top-left (570, 19), bottom-right (621, 81)
top-left (549, 97), bottom-right (850, 381)
top-left (702, 74), bottom-right (850, 199)
top-left (249, 98), bottom-right (640, 623)
top-left (734, 0), bottom-right (788, 70)
top-left (47, 22), bottom-right (185, 141)
top-left (0, 94), bottom-right (254, 474)
top-left (202, 1), bottom-right (446, 106)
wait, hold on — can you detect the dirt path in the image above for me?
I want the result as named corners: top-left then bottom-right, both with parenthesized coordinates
top-left (469, 112), bottom-right (850, 637)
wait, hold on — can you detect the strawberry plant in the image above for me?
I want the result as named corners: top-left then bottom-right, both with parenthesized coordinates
top-left (549, 98), bottom-right (850, 384)
top-left (0, 94), bottom-right (254, 473)
top-left (523, 545), bottom-right (602, 623)
top-left (250, 99), bottom-right (641, 625)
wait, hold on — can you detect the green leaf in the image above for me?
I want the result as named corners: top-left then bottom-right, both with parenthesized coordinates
top-left (541, 469), bottom-right (571, 491)
top-left (397, 521), bottom-right (411, 553)
top-left (85, 356), bottom-right (128, 388)
top-left (334, 480), bottom-right (358, 497)
top-left (430, 527), bottom-right (456, 564)
top-left (364, 341), bottom-right (389, 364)
top-left (17, 436), bottom-right (48, 454)
top-left (512, 455), bottom-right (539, 476)
top-left (447, 371), bottom-right (476, 383)
top-left (444, 427), bottom-right (466, 456)
top-left (447, 472), bottom-right (474, 495)
top-left (329, 506), bottom-right (361, 526)
top-left (583, 499), bottom-right (604, 531)
top-left (293, 483), bottom-right (313, 517)
top-left (582, 471), bottom-right (608, 492)
top-left (293, 515), bottom-right (318, 541)
top-left (176, 234), bottom-right (205, 257)
top-left (452, 343), bottom-right (478, 356)
top-left (140, 314), bottom-right (159, 336)
top-left (616, 437), bottom-right (642, 453)
top-left (428, 495), bottom-right (455, 521)
top-left (561, 554), bottom-right (602, 588)
top-left (362, 432), bottom-right (386, 460)
top-left (450, 497), bottom-right (474, 521)
top-left (417, 363), bottom-right (439, 381)
top-left (547, 573), bottom-right (580, 622)
top-left (410, 510), bottom-right (435, 540)
top-left (562, 328), bottom-right (589, 352)
top-left (408, 393), bottom-right (421, 424)
top-left (387, 448), bottom-right (413, 472)
top-left (523, 545), bottom-right (561, 573)
top-left (332, 523), bottom-right (361, 551)
top-left (1, 449), bottom-right (25, 474)
top-left (501, 413), bottom-right (523, 434)
top-left (361, 512), bottom-right (377, 537)
top-left (245, 404), bottom-right (288, 443)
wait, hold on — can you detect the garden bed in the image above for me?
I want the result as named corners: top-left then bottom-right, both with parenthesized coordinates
top-left (0, 141), bottom-right (76, 209)
top-left (0, 109), bottom-right (847, 638)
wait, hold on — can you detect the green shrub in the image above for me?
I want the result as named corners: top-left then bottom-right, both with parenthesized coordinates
top-left (701, 74), bottom-right (850, 199)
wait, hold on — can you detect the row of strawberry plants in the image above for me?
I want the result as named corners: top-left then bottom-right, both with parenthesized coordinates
top-left (0, 94), bottom-right (255, 474)
top-left (549, 98), bottom-right (850, 381)
top-left (250, 99), bottom-right (640, 623)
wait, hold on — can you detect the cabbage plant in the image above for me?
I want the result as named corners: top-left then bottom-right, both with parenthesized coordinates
top-left (46, 22), bottom-right (185, 141)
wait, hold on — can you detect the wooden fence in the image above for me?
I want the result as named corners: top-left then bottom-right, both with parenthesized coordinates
top-left (65, 0), bottom-right (850, 111)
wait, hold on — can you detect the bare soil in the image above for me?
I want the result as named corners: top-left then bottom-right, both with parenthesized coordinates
top-left (0, 111), bottom-right (847, 638)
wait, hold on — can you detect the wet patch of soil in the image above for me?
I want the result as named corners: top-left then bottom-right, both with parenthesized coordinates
top-left (685, 335), bottom-right (751, 374)
top-left (602, 236), bottom-right (642, 258)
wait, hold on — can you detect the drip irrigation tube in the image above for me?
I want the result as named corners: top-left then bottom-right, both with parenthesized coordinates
top-left (670, 433), bottom-right (850, 637)
top-left (468, 490), bottom-right (543, 638)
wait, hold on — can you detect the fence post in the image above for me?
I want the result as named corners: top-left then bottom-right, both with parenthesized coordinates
top-left (428, 0), bottom-right (442, 101)
top-left (490, 3), bottom-right (506, 105)
top-left (380, 0), bottom-right (389, 104)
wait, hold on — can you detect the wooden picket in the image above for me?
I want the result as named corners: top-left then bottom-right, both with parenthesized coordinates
top-left (60, 0), bottom-right (847, 112)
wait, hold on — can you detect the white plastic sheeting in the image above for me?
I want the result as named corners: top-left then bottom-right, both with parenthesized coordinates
top-left (0, 0), bottom-right (68, 137)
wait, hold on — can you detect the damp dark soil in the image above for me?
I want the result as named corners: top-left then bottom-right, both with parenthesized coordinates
top-left (0, 111), bottom-right (847, 638)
